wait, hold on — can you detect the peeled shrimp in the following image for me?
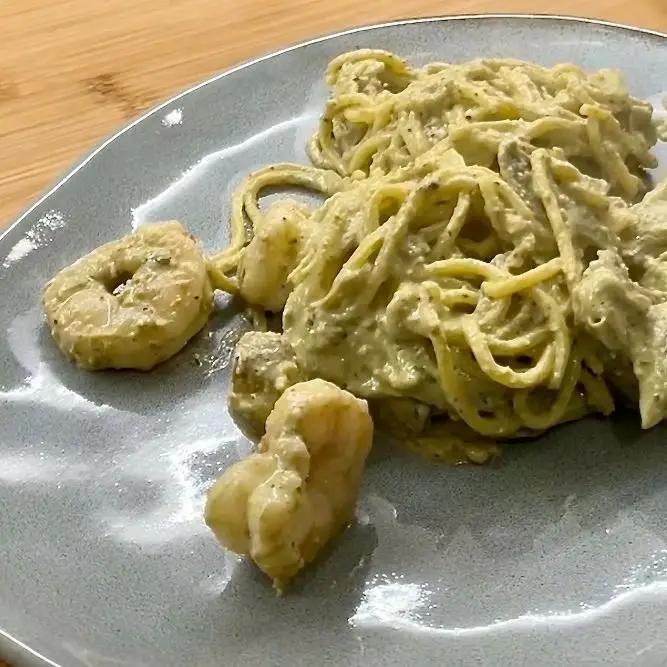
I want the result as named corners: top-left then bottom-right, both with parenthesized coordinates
top-left (205, 378), bottom-right (373, 590)
top-left (43, 221), bottom-right (213, 370)
top-left (237, 201), bottom-right (307, 312)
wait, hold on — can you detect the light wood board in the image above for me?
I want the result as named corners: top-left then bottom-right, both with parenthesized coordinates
top-left (0, 1), bottom-right (665, 228)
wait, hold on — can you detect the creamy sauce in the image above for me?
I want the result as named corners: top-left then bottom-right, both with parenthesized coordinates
top-left (224, 50), bottom-right (667, 451)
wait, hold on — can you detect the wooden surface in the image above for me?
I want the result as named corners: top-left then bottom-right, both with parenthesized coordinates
top-left (0, 0), bottom-right (665, 230)
top-left (0, 1), bottom-right (665, 664)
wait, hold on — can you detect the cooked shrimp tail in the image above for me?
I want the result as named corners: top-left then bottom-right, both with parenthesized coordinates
top-left (205, 378), bottom-right (373, 590)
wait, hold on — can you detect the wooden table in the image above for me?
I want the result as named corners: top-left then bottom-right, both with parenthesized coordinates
top-left (0, 0), bottom-right (665, 231)
top-left (0, 1), bottom-right (665, 665)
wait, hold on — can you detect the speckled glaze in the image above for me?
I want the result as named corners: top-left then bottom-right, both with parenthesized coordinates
top-left (1, 16), bottom-right (667, 667)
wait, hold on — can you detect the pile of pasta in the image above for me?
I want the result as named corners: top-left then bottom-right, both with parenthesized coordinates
top-left (210, 50), bottom-right (667, 452)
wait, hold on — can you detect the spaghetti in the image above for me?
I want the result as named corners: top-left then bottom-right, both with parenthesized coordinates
top-left (213, 50), bottom-right (666, 450)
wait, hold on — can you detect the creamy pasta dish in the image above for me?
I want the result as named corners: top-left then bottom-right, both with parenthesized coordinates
top-left (43, 50), bottom-right (667, 589)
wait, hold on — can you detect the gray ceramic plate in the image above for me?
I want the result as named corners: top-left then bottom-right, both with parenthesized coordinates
top-left (2, 14), bottom-right (667, 667)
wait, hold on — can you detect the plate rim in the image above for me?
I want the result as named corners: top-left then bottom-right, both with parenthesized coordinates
top-left (1, 12), bottom-right (666, 667)
top-left (1, 13), bottom-right (665, 244)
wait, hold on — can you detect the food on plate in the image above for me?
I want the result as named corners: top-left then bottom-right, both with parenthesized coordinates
top-left (236, 200), bottom-right (310, 312)
top-left (41, 49), bottom-right (667, 586)
top-left (216, 49), bottom-right (664, 450)
top-left (205, 379), bottom-right (373, 590)
top-left (207, 164), bottom-right (344, 294)
top-left (574, 181), bottom-right (667, 428)
top-left (43, 221), bottom-right (212, 370)
top-left (229, 331), bottom-right (305, 431)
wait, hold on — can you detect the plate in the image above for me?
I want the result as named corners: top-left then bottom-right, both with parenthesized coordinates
top-left (1, 15), bottom-right (667, 667)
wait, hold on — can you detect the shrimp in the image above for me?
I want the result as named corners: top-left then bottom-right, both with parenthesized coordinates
top-left (229, 331), bottom-right (305, 432)
top-left (205, 378), bottom-right (373, 590)
top-left (237, 201), bottom-right (307, 312)
top-left (43, 221), bottom-right (213, 370)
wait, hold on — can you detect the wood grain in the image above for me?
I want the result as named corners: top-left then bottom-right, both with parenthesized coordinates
top-left (0, 0), bottom-right (665, 229)
top-left (0, 1), bottom-right (665, 665)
